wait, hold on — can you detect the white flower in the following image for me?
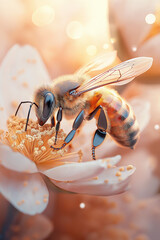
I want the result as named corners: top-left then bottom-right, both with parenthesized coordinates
top-left (0, 45), bottom-right (136, 215)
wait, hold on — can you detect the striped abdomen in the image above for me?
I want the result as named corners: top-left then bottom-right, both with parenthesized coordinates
top-left (101, 89), bottom-right (139, 148)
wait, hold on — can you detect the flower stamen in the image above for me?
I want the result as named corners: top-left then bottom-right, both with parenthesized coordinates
top-left (0, 116), bottom-right (74, 168)
top-left (0, 115), bottom-right (82, 170)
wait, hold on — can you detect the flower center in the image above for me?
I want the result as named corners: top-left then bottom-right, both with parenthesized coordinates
top-left (0, 115), bottom-right (76, 169)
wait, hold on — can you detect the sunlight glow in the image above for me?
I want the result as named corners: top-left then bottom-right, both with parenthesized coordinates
top-left (66, 21), bottom-right (83, 39)
top-left (32, 5), bottom-right (55, 27)
top-left (86, 45), bottom-right (97, 56)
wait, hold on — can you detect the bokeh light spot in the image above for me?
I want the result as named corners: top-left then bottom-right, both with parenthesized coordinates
top-left (80, 202), bottom-right (85, 209)
top-left (66, 21), bottom-right (83, 39)
top-left (145, 13), bottom-right (156, 24)
top-left (86, 45), bottom-right (97, 56)
top-left (32, 5), bottom-right (55, 27)
top-left (154, 124), bottom-right (160, 130)
top-left (132, 46), bottom-right (137, 52)
top-left (103, 43), bottom-right (109, 49)
top-left (110, 38), bottom-right (116, 44)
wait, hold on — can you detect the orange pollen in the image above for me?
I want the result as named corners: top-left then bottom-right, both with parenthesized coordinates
top-left (115, 171), bottom-right (121, 177)
top-left (119, 167), bottom-right (124, 172)
top-left (0, 115), bottom-right (68, 167)
top-left (126, 165), bottom-right (133, 171)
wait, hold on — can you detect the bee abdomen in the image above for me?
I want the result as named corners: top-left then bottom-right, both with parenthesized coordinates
top-left (102, 92), bottom-right (139, 148)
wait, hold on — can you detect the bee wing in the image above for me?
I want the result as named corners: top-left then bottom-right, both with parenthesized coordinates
top-left (76, 51), bottom-right (117, 76)
top-left (73, 57), bottom-right (153, 95)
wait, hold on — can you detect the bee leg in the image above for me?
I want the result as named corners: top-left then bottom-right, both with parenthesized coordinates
top-left (54, 107), bottom-right (63, 145)
top-left (51, 110), bottom-right (85, 150)
top-left (15, 101), bottom-right (38, 131)
top-left (51, 116), bottom-right (55, 127)
top-left (87, 105), bottom-right (107, 160)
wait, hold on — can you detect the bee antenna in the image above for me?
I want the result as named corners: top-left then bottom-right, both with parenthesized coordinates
top-left (15, 101), bottom-right (38, 116)
top-left (15, 101), bottom-right (38, 131)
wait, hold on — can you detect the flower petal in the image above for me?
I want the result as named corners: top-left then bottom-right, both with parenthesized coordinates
top-left (0, 94), bottom-right (7, 131)
top-left (130, 98), bottom-right (150, 132)
top-left (122, 149), bottom-right (159, 199)
top-left (52, 164), bottom-right (135, 196)
top-left (0, 144), bottom-right (38, 173)
top-left (9, 214), bottom-right (53, 240)
top-left (0, 165), bottom-right (49, 215)
top-left (0, 44), bottom-right (51, 130)
top-left (42, 155), bottom-right (121, 181)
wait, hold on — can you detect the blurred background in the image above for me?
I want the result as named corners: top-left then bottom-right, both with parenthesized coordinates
top-left (0, 0), bottom-right (160, 239)
top-left (0, 0), bottom-right (111, 77)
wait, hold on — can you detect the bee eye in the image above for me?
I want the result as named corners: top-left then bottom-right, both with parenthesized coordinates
top-left (43, 92), bottom-right (55, 118)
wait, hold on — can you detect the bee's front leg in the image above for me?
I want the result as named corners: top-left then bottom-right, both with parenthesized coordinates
top-left (51, 115), bottom-right (55, 127)
top-left (51, 110), bottom-right (85, 150)
top-left (54, 107), bottom-right (63, 145)
top-left (87, 105), bottom-right (108, 160)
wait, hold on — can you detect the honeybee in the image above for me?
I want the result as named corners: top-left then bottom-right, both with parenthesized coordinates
top-left (15, 52), bottom-right (152, 160)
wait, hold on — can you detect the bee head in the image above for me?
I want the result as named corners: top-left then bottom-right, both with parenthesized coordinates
top-left (35, 89), bottom-right (56, 126)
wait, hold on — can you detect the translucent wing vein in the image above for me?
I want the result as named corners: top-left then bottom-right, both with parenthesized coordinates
top-left (74, 57), bottom-right (152, 95)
